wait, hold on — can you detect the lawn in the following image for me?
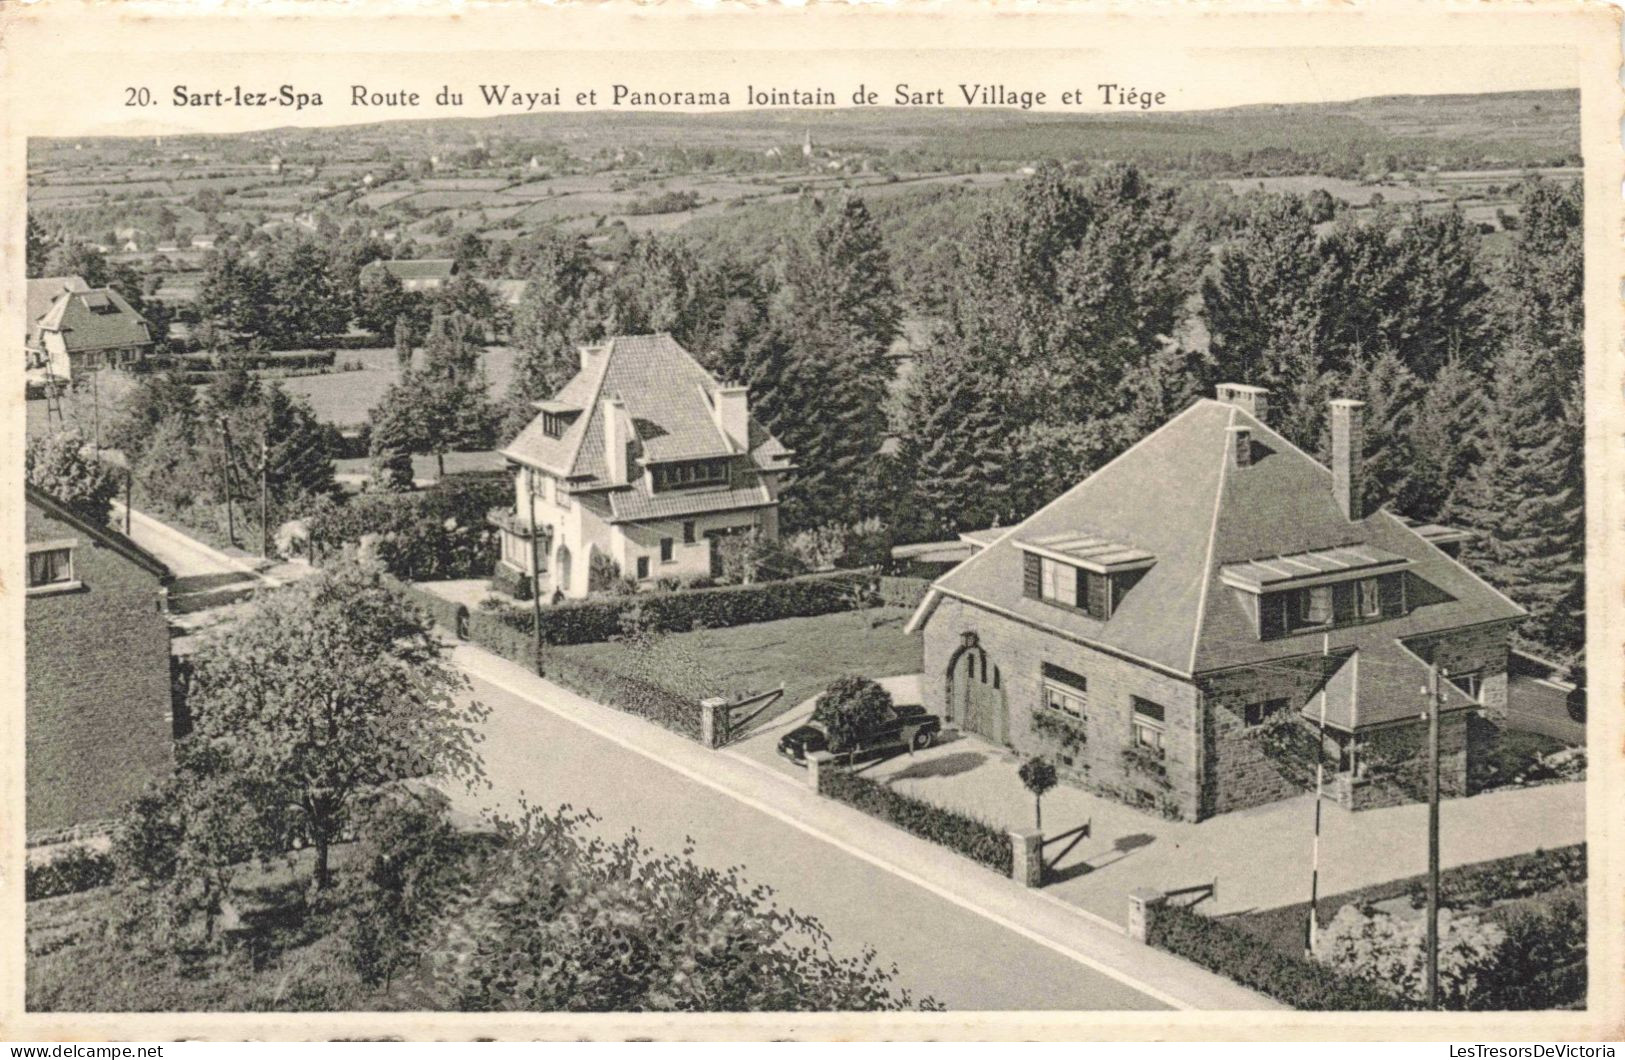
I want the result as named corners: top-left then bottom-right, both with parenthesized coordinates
top-left (549, 605), bottom-right (923, 733)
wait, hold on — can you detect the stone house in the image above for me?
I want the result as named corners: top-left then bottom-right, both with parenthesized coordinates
top-left (907, 384), bottom-right (1524, 821)
top-left (491, 334), bottom-right (795, 599)
top-left (25, 484), bottom-right (175, 837)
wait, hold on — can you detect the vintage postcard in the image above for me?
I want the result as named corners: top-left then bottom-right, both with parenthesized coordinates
top-left (0, 0), bottom-right (1619, 1042)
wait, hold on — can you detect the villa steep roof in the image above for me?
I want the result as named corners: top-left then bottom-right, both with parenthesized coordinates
top-left (915, 397), bottom-right (1524, 682)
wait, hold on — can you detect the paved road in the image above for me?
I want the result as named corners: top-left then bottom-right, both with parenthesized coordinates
top-left (115, 508), bottom-right (1226, 1011)
top-left (449, 668), bottom-right (1170, 1011)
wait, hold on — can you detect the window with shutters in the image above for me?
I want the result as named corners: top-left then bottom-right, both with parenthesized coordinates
top-left (660, 538), bottom-right (674, 564)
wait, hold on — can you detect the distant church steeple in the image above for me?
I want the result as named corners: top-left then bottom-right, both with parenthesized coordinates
top-left (802, 130), bottom-right (813, 158)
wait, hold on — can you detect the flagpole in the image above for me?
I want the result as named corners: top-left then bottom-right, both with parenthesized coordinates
top-left (1308, 631), bottom-right (1329, 955)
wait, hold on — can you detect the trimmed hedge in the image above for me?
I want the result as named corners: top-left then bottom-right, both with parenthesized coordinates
top-left (876, 576), bottom-right (931, 609)
top-left (27, 845), bottom-right (116, 902)
top-left (1148, 904), bottom-right (1409, 1011)
top-left (488, 569), bottom-right (875, 647)
top-left (462, 609), bottom-right (701, 739)
top-left (821, 768), bottom-right (1012, 877)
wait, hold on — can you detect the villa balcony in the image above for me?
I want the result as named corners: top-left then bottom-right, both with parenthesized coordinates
top-left (487, 507), bottom-right (550, 540)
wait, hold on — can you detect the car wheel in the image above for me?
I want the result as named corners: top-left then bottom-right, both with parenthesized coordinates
top-left (912, 728), bottom-right (935, 751)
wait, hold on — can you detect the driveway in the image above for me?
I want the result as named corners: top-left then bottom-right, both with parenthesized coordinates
top-left (730, 674), bottom-right (921, 777)
top-left (729, 674), bottom-right (1587, 927)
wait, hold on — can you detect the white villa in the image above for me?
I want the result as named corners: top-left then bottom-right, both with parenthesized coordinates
top-left (492, 334), bottom-right (795, 599)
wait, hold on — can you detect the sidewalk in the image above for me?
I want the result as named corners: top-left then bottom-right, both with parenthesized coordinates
top-left (730, 685), bottom-right (1585, 924)
top-left (446, 638), bottom-right (1280, 1011)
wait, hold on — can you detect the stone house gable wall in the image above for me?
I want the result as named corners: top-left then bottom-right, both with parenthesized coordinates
top-left (25, 505), bottom-right (173, 835)
top-left (922, 594), bottom-right (1201, 821)
top-left (1197, 656), bottom-right (1333, 817)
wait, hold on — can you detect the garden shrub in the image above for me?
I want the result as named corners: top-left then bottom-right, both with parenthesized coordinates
top-left (1147, 904), bottom-right (1407, 1011)
top-left (27, 845), bottom-right (116, 901)
top-left (1476, 888), bottom-right (1587, 1010)
top-left (488, 562), bottom-right (533, 601)
top-left (820, 769), bottom-right (1012, 877)
top-left (1315, 905), bottom-right (1506, 1008)
top-left (308, 478), bottom-right (509, 581)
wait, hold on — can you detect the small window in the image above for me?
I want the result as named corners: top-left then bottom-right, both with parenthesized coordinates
top-left (683, 521), bottom-right (696, 544)
top-left (1042, 663), bottom-right (1088, 718)
top-left (1039, 557), bottom-right (1078, 607)
top-left (28, 546), bottom-right (74, 589)
top-left (1451, 671), bottom-right (1484, 702)
top-left (1357, 577), bottom-right (1381, 619)
top-left (1132, 696), bottom-right (1166, 753)
top-left (660, 538), bottom-right (674, 563)
top-left (635, 556), bottom-right (650, 580)
top-left (992, 666), bottom-right (1001, 690)
top-left (1244, 698), bottom-right (1289, 728)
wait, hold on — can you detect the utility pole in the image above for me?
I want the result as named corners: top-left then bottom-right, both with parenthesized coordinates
top-left (1307, 633), bottom-right (1330, 956)
top-left (218, 416), bottom-right (236, 547)
top-left (124, 466), bottom-right (133, 535)
top-left (1424, 662), bottom-right (1445, 1010)
top-left (525, 469), bottom-right (545, 677)
top-left (89, 363), bottom-right (102, 454)
top-left (259, 430), bottom-right (270, 559)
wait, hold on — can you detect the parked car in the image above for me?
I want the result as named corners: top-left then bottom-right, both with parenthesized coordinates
top-left (777, 704), bottom-right (942, 765)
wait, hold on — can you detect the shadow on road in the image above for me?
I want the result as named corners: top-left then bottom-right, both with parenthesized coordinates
top-left (1047, 830), bottom-right (1158, 885)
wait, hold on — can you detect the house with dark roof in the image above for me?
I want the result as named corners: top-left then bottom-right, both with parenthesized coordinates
top-left (907, 384), bottom-right (1524, 821)
top-left (24, 276), bottom-right (91, 370)
top-left (26, 285), bottom-right (154, 382)
top-left (360, 258), bottom-right (458, 292)
top-left (492, 334), bottom-right (794, 598)
top-left (25, 484), bottom-right (175, 837)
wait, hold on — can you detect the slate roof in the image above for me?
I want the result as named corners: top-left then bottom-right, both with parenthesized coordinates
top-left (1312, 639), bottom-right (1477, 730)
top-left (913, 397), bottom-right (1524, 691)
top-left (32, 287), bottom-right (153, 353)
top-left (501, 334), bottom-right (792, 523)
top-left (25, 276), bottom-right (91, 346)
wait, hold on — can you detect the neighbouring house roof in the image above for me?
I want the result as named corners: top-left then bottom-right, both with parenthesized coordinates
top-left (502, 334), bottom-right (793, 500)
top-left (25, 276), bottom-right (91, 344)
top-left (362, 258), bottom-right (457, 283)
top-left (31, 286), bottom-right (153, 354)
top-left (25, 483), bottom-right (172, 583)
top-left (913, 397), bottom-right (1524, 686)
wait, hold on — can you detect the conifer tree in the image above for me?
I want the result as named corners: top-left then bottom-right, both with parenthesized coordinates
top-left (1447, 344), bottom-right (1583, 658)
top-left (896, 336), bottom-right (1015, 538)
top-left (1408, 357), bottom-right (1489, 522)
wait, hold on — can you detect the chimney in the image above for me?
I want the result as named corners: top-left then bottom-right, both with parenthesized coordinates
top-left (1329, 398), bottom-right (1366, 520)
top-left (602, 395), bottom-right (631, 484)
top-left (713, 384), bottom-right (750, 451)
top-left (580, 342), bottom-right (604, 373)
top-left (1215, 383), bottom-right (1270, 425)
top-left (1228, 425), bottom-right (1253, 468)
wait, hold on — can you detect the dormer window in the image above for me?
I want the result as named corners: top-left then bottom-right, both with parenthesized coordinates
top-left (1299, 585), bottom-right (1333, 627)
top-left (1017, 532), bottom-right (1155, 622)
top-left (532, 400), bottom-right (582, 440)
top-left (542, 412), bottom-right (568, 439)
